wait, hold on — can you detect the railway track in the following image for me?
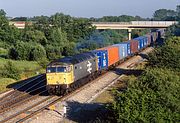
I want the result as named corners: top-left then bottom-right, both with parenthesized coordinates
top-left (0, 47), bottom-right (154, 123)
top-left (0, 74), bottom-right (45, 102)
top-left (19, 48), bottom-right (154, 123)
top-left (0, 74), bottom-right (48, 122)
top-left (0, 80), bottom-right (47, 114)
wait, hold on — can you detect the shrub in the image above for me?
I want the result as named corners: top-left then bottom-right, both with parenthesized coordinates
top-left (1, 61), bottom-right (20, 80)
top-left (110, 68), bottom-right (180, 123)
top-left (45, 45), bottom-right (62, 60)
top-left (148, 36), bottom-right (180, 71)
top-left (8, 41), bottom-right (32, 60)
top-left (37, 57), bottom-right (49, 69)
top-left (29, 44), bottom-right (46, 61)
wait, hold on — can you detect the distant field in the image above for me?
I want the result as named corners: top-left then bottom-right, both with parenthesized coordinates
top-left (0, 58), bottom-right (42, 71)
top-left (0, 78), bottom-right (16, 92)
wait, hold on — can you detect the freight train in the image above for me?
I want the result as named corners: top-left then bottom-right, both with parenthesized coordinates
top-left (46, 29), bottom-right (164, 95)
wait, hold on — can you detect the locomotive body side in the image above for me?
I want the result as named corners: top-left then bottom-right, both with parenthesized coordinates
top-left (46, 52), bottom-right (98, 94)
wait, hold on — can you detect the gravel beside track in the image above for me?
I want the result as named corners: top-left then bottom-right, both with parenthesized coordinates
top-left (0, 74), bottom-right (48, 123)
top-left (25, 47), bottom-right (154, 123)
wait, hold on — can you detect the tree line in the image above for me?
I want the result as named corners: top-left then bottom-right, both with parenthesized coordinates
top-left (0, 10), bottom-right (153, 62)
top-left (1, 5), bottom-right (179, 62)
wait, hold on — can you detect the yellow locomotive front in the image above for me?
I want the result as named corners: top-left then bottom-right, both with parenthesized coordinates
top-left (46, 64), bottom-right (74, 94)
top-left (46, 52), bottom-right (98, 95)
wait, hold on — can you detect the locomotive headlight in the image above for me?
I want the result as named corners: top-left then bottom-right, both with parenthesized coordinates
top-left (47, 76), bottom-right (53, 80)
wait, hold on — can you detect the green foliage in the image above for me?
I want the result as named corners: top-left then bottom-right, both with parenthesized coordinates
top-left (8, 41), bottom-right (32, 60)
top-left (109, 35), bottom-right (180, 122)
top-left (8, 41), bottom-right (46, 61)
top-left (153, 9), bottom-right (177, 21)
top-left (148, 37), bottom-right (180, 71)
top-left (176, 5), bottom-right (180, 21)
top-left (166, 23), bottom-right (180, 37)
top-left (29, 44), bottom-right (46, 61)
top-left (37, 58), bottom-right (49, 69)
top-left (22, 30), bottom-right (47, 45)
top-left (110, 68), bottom-right (180, 123)
top-left (45, 45), bottom-right (62, 60)
top-left (0, 61), bottom-right (20, 80)
top-left (49, 28), bottom-right (68, 48)
top-left (62, 42), bottom-right (77, 56)
top-left (92, 15), bottom-right (145, 22)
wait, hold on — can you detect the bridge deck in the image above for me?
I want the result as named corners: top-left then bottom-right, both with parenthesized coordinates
top-left (92, 21), bottom-right (177, 29)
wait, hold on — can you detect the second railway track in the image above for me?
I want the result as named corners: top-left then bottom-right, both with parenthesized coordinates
top-left (0, 47), bottom-right (154, 123)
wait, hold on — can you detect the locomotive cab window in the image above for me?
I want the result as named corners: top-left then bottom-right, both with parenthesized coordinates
top-left (47, 67), bottom-right (56, 73)
top-left (57, 67), bottom-right (66, 72)
top-left (57, 66), bottom-right (72, 73)
top-left (47, 66), bottom-right (72, 73)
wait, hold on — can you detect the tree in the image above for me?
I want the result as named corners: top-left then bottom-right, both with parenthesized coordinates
top-left (153, 9), bottom-right (177, 21)
top-left (176, 5), bottom-right (180, 21)
top-left (22, 30), bottom-right (47, 45)
top-left (1, 61), bottom-right (20, 80)
top-left (8, 41), bottom-right (32, 60)
top-left (45, 45), bottom-right (62, 60)
top-left (49, 27), bottom-right (68, 50)
top-left (29, 44), bottom-right (46, 61)
top-left (148, 36), bottom-right (180, 71)
top-left (110, 68), bottom-right (180, 123)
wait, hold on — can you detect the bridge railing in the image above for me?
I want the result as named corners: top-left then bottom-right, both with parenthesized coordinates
top-left (131, 21), bottom-right (177, 26)
top-left (92, 22), bottom-right (132, 25)
top-left (92, 21), bottom-right (178, 26)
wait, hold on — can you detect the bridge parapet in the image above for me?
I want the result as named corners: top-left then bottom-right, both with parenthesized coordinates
top-left (92, 21), bottom-right (178, 29)
top-left (131, 21), bottom-right (177, 26)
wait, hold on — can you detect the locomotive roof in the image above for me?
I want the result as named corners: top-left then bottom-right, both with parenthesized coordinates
top-left (48, 52), bottom-right (96, 66)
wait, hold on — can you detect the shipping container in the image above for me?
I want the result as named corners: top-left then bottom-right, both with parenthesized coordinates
top-left (145, 34), bottom-right (151, 45)
top-left (113, 42), bottom-right (130, 60)
top-left (91, 50), bottom-right (108, 70)
top-left (152, 32), bottom-right (157, 42)
top-left (134, 37), bottom-right (144, 50)
top-left (134, 36), bottom-right (148, 49)
top-left (143, 36), bottom-right (148, 47)
top-left (98, 46), bottom-right (119, 67)
top-left (127, 40), bottom-right (138, 54)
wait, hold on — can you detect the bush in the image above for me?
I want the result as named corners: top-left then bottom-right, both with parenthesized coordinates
top-left (110, 68), bottom-right (180, 123)
top-left (0, 61), bottom-right (20, 80)
top-left (37, 58), bottom-right (49, 69)
top-left (45, 45), bottom-right (62, 60)
top-left (9, 41), bottom-right (47, 61)
top-left (148, 36), bottom-right (180, 71)
top-left (29, 44), bottom-right (46, 61)
top-left (8, 41), bottom-right (32, 60)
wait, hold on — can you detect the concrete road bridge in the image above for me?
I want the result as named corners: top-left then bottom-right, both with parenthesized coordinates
top-left (10, 21), bottom-right (178, 40)
top-left (92, 21), bottom-right (177, 40)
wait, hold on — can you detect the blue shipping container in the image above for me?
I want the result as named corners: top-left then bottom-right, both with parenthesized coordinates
top-left (142, 36), bottom-right (148, 47)
top-left (125, 41), bottom-right (131, 55)
top-left (113, 42), bottom-right (130, 60)
top-left (92, 50), bottom-right (108, 70)
top-left (134, 37), bottom-right (145, 50)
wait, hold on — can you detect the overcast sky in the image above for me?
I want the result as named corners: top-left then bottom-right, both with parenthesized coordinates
top-left (0, 0), bottom-right (179, 18)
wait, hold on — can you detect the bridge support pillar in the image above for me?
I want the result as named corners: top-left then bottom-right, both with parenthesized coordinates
top-left (128, 29), bottom-right (132, 40)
